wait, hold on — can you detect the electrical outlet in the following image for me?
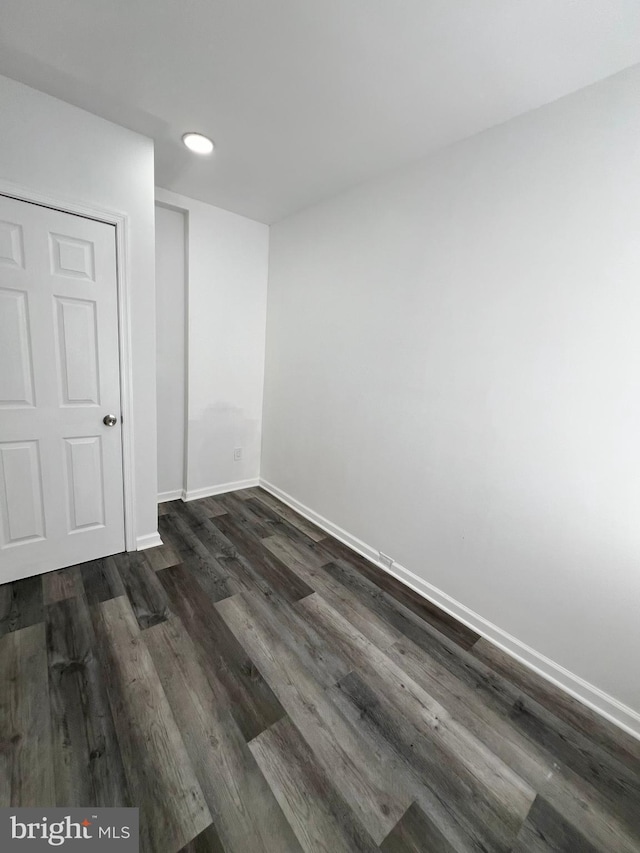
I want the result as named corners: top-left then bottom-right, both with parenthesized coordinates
top-left (379, 551), bottom-right (394, 569)
top-left (233, 447), bottom-right (242, 462)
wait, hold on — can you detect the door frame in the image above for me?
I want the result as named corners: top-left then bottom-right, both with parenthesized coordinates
top-left (0, 178), bottom-right (137, 551)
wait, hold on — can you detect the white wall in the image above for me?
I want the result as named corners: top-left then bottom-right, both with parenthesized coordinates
top-left (155, 204), bottom-right (186, 500)
top-left (155, 188), bottom-right (269, 498)
top-left (0, 74), bottom-right (158, 548)
top-left (263, 64), bottom-right (640, 734)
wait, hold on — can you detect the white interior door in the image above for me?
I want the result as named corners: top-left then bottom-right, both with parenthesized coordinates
top-left (0, 194), bottom-right (125, 583)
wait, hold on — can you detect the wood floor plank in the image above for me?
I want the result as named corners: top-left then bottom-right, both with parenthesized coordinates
top-left (160, 507), bottom-right (253, 601)
top-left (217, 592), bottom-right (413, 843)
top-left (473, 637), bottom-right (640, 773)
top-left (264, 591), bottom-right (500, 853)
top-left (91, 595), bottom-right (211, 853)
top-left (159, 512), bottom-right (241, 602)
top-left (386, 626), bottom-right (553, 743)
top-left (385, 633), bottom-right (640, 847)
top-left (312, 604), bottom-right (640, 853)
top-left (316, 555), bottom-right (597, 775)
top-left (301, 594), bottom-right (571, 842)
top-left (238, 588), bottom-right (350, 689)
top-left (234, 491), bottom-right (328, 551)
top-left (319, 535), bottom-right (480, 649)
top-left (511, 796), bottom-right (602, 853)
top-left (231, 488), bottom-right (255, 501)
top-left (173, 494), bottom-right (238, 533)
top-left (0, 574), bottom-right (43, 637)
top-left (0, 623), bottom-right (54, 806)
top-left (157, 564), bottom-right (286, 741)
top-left (320, 557), bottom-right (478, 663)
top-left (158, 500), bottom-right (181, 517)
top-left (145, 615), bottom-right (302, 853)
top-left (263, 535), bottom-right (402, 650)
top-left (386, 636), bottom-right (585, 791)
top-left (235, 486), bottom-right (263, 501)
top-left (303, 585), bottom-right (547, 849)
top-left (303, 593), bottom-right (548, 818)
top-left (177, 823), bottom-right (226, 853)
top-left (200, 496), bottom-right (229, 517)
top-left (507, 698), bottom-right (640, 837)
top-left (244, 496), bottom-right (309, 538)
top-left (113, 552), bottom-right (171, 630)
top-left (42, 567), bottom-right (83, 605)
top-left (251, 489), bottom-right (327, 541)
top-left (297, 592), bottom-right (397, 675)
top-left (215, 492), bottom-right (280, 538)
top-left (250, 716), bottom-right (378, 853)
top-left (81, 557), bottom-right (125, 605)
top-left (380, 802), bottom-right (458, 853)
top-left (46, 596), bottom-right (129, 806)
top-left (212, 513), bottom-right (314, 603)
top-left (261, 531), bottom-right (330, 570)
top-left (388, 639), bottom-right (640, 853)
top-left (295, 592), bottom-right (536, 833)
top-left (331, 670), bottom-right (527, 853)
top-left (243, 495), bottom-right (327, 548)
top-left (172, 499), bottom-right (314, 604)
top-left (388, 636), bottom-right (518, 727)
top-left (141, 542), bottom-right (181, 572)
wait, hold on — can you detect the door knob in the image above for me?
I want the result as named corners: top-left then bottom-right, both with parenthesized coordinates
top-left (103, 414), bottom-right (118, 427)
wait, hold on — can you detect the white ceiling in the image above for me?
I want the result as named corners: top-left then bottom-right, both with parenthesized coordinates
top-left (2, 1), bottom-right (640, 223)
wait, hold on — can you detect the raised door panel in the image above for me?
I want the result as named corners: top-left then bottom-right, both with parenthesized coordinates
top-left (0, 288), bottom-right (35, 407)
top-left (49, 232), bottom-right (96, 281)
top-left (0, 220), bottom-right (24, 268)
top-left (55, 296), bottom-right (100, 406)
top-left (0, 441), bottom-right (45, 547)
top-left (63, 436), bottom-right (106, 533)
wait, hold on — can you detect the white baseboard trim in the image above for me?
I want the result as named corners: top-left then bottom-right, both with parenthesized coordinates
top-left (259, 477), bottom-right (640, 741)
top-left (158, 489), bottom-right (185, 503)
top-left (183, 478), bottom-right (260, 502)
top-left (136, 532), bottom-right (164, 551)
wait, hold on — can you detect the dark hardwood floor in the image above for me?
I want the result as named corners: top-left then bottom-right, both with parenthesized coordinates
top-left (1, 487), bottom-right (639, 852)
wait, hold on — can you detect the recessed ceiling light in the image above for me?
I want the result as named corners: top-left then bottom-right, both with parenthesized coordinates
top-left (182, 132), bottom-right (214, 155)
